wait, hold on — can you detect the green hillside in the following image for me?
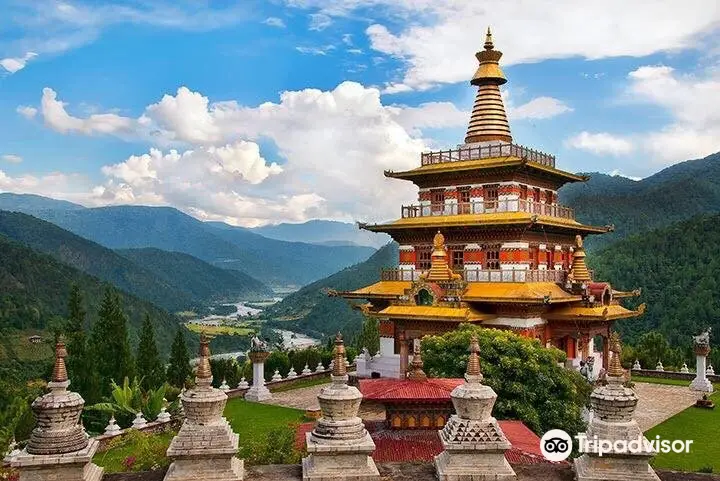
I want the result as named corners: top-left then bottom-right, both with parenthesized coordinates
top-left (265, 243), bottom-right (399, 338)
top-left (0, 211), bottom-right (211, 313)
top-left (117, 247), bottom-right (273, 301)
top-left (590, 214), bottom-right (720, 346)
top-left (560, 151), bottom-right (720, 250)
top-left (0, 234), bottom-right (180, 359)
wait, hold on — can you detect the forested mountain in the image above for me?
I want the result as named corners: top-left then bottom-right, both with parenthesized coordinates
top-left (0, 193), bottom-right (85, 214)
top-left (249, 219), bottom-right (390, 248)
top-left (117, 248), bottom-right (273, 301)
top-left (560, 151), bottom-right (720, 249)
top-left (589, 214), bottom-right (720, 346)
top-left (2, 202), bottom-right (375, 286)
top-left (0, 211), bottom-right (267, 312)
top-left (0, 234), bottom-right (179, 356)
top-left (265, 243), bottom-right (399, 338)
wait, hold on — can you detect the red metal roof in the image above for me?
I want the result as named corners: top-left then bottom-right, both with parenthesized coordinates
top-left (359, 378), bottom-right (464, 403)
top-left (296, 420), bottom-right (553, 465)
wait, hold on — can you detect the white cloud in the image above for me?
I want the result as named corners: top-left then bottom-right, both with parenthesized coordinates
top-left (608, 169), bottom-right (642, 181)
top-left (508, 96), bottom-right (573, 120)
top-left (263, 17), bottom-right (286, 28)
top-left (17, 106), bottom-right (38, 119)
top-left (2, 155), bottom-right (23, 164)
top-left (342, 34), bottom-right (353, 45)
top-left (564, 132), bottom-right (635, 156)
top-left (142, 87), bottom-right (221, 143)
top-left (308, 13), bottom-right (332, 31)
top-left (387, 102), bottom-right (468, 134)
top-left (295, 45), bottom-right (336, 55)
top-left (0, 170), bottom-right (92, 203)
top-left (0, 52), bottom-right (37, 74)
top-left (285, 0), bottom-right (720, 91)
top-left (41, 87), bottom-right (135, 135)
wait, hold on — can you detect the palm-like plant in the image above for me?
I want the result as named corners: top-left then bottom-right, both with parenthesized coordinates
top-left (87, 377), bottom-right (168, 423)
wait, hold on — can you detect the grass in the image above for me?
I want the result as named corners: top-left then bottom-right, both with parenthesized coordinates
top-left (185, 322), bottom-right (254, 336)
top-left (271, 376), bottom-right (329, 393)
top-left (631, 375), bottom-right (720, 390)
top-left (94, 399), bottom-right (306, 473)
top-left (646, 392), bottom-right (720, 473)
top-left (0, 329), bottom-right (54, 363)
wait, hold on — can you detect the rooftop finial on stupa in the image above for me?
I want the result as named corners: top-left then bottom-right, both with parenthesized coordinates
top-left (51, 337), bottom-right (69, 384)
top-left (332, 332), bottom-right (347, 378)
top-left (465, 27), bottom-right (511, 144)
top-left (407, 342), bottom-right (427, 381)
top-left (569, 234), bottom-right (592, 283)
top-left (466, 334), bottom-right (483, 382)
top-left (196, 332), bottom-right (213, 384)
top-left (607, 331), bottom-right (625, 381)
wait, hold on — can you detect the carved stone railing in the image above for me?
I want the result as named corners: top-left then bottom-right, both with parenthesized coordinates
top-left (420, 143), bottom-right (556, 167)
top-left (401, 199), bottom-right (574, 220)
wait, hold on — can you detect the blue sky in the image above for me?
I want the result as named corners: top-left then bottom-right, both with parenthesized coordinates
top-left (1, 1), bottom-right (720, 226)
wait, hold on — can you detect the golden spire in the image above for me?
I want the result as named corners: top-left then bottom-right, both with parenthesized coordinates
top-left (332, 332), bottom-right (347, 377)
top-left (607, 331), bottom-right (625, 379)
top-left (568, 234), bottom-right (592, 282)
top-left (466, 334), bottom-right (482, 378)
top-left (424, 231), bottom-right (461, 282)
top-left (51, 338), bottom-right (68, 383)
top-left (465, 26), bottom-right (512, 144)
top-left (407, 342), bottom-right (427, 381)
top-left (196, 332), bottom-right (212, 381)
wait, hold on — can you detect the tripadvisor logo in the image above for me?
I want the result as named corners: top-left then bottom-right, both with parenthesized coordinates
top-left (540, 429), bottom-right (694, 461)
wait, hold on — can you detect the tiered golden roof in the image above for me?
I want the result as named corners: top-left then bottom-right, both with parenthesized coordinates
top-left (465, 28), bottom-right (511, 144)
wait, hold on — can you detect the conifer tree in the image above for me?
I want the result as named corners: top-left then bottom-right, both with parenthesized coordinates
top-left (136, 314), bottom-right (165, 390)
top-left (91, 287), bottom-right (134, 397)
top-left (65, 284), bottom-right (95, 400)
top-left (166, 327), bottom-right (192, 388)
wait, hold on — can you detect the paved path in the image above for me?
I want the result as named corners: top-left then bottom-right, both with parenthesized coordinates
top-left (633, 382), bottom-right (700, 431)
top-left (262, 380), bottom-right (700, 431)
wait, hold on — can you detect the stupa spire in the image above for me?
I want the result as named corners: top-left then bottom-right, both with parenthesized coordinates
top-left (607, 331), bottom-right (625, 380)
top-left (407, 342), bottom-right (427, 381)
top-left (423, 231), bottom-right (462, 282)
top-left (196, 332), bottom-right (213, 384)
top-left (332, 332), bottom-right (347, 378)
top-left (51, 337), bottom-right (69, 383)
top-left (569, 234), bottom-right (593, 282)
top-left (465, 26), bottom-right (512, 144)
top-left (466, 334), bottom-right (483, 382)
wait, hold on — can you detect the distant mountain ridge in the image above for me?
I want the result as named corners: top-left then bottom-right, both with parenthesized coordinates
top-left (560, 151), bottom-right (720, 249)
top-left (0, 211), bottom-right (270, 312)
top-left (250, 219), bottom-right (390, 248)
top-left (0, 193), bottom-right (85, 213)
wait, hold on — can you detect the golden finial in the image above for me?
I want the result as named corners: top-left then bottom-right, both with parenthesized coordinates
top-left (424, 230), bottom-right (461, 282)
top-left (466, 334), bottom-right (482, 378)
top-left (51, 338), bottom-right (69, 383)
top-left (575, 234), bottom-right (583, 249)
top-left (332, 332), bottom-right (347, 377)
top-left (607, 332), bottom-right (625, 379)
top-left (433, 230), bottom-right (445, 249)
top-left (407, 342), bottom-right (427, 381)
top-left (568, 234), bottom-right (592, 282)
top-left (196, 332), bottom-right (212, 381)
top-left (484, 27), bottom-right (494, 50)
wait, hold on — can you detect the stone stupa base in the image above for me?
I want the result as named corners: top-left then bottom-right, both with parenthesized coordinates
top-left (244, 385), bottom-right (272, 402)
top-left (302, 432), bottom-right (380, 481)
top-left (690, 377), bottom-right (714, 393)
top-left (10, 439), bottom-right (104, 481)
top-left (434, 449), bottom-right (516, 481)
top-left (165, 420), bottom-right (243, 481)
top-left (574, 453), bottom-right (660, 481)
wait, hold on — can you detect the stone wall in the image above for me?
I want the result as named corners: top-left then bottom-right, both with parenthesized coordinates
top-left (225, 369), bottom-right (337, 399)
top-left (630, 368), bottom-right (720, 383)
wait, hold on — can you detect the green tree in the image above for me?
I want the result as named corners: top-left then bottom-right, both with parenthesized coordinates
top-left (136, 314), bottom-right (165, 390)
top-left (64, 284), bottom-right (97, 401)
top-left (354, 316), bottom-right (380, 356)
top-left (167, 327), bottom-right (192, 388)
top-left (421, 324), bottom-right (592, 437)
top-left (91, 288), bottom-right (134, 397)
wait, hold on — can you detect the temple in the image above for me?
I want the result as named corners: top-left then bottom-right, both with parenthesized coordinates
top-left (335, 28), bottom-right (644, 379)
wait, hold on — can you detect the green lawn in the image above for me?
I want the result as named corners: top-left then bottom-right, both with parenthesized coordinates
top-left (94, 399), bottom-right (306, 473)
top-left (271, 376), bottom-right (329, 393)
top-left (646, 392), bottom-right (719, 473)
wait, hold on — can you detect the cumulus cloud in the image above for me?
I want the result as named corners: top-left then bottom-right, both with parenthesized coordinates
top-left (2, 155), bottom-right (23, 164)
top-left (508, 96), bottom-right (573, 120)
top-left (0, 52), bottom-right (37, 74)
top-left (284, 0), bottom-right (720, 91)
top-left (564, 132), bottom-right (635, 156)
top-left (16, 106), bottom-right (38, 119)
top-left (41, 87), bottom-right (136, 135)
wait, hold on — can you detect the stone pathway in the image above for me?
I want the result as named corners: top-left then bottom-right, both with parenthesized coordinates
top-left (633, 382), bottom-right (701, 431)
top-left (262, 380), bottom-right (701, 431)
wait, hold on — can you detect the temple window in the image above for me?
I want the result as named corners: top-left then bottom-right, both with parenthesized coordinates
top-left (519, 184), bottom-right (528, 200)
top-left (431, 189), bottom-right (445, 214)
top-left (458, 187), bottom-right (471, 213)
top-left (417, 247), bottom-right (432, 270)
top-left (484, 184), bottom-right (499, 209)
top-left (452, 249), bottom-right (464, 269)
top-left (485, 244), bottom-right (500, 269)
top-left (407, 416), bottom-right (417, 428)
top-left (435, 415), bottom-right (445, 428)
top-left (416, 289), bottom-right (433, 306)
top-left (546, 190), bottom-right (554, 204)
top-left (533, 187), bottom-right (541, 202)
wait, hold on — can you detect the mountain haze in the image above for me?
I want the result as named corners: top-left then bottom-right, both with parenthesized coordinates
top-left (250, 220), bottom-right (391, 248)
